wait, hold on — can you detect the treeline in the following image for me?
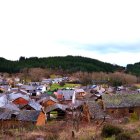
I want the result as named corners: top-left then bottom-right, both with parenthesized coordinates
top-left (0, 56), bottom-right (123, 73)
top-left (126, 62), bottom-right (140, 76)
top-left (73, 71), bottom-right (138, 86)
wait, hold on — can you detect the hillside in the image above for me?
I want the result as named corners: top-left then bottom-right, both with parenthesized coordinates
top-left (0, 56), bottom-right (123, 73)
top-left (127, 62), bottom-right (140, 76)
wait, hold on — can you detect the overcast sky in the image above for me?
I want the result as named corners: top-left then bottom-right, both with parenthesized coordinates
top-left (0, 0), bottom-right (140, 66)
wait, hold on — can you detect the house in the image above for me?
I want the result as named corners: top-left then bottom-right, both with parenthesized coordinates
top-left (14, 77), bottom-right (20, 83)
top-left (0, 85), bottom-right (10, 92)
top-left (0, 94), bottom-right (8, 107)
top-left (56, 89), bottom-right (86, 102)
top-left (9, 88), bottom-right (28, 95)
top-left (41, 79), bottom-right (52, 85)
top-left (66, 101), bottom-right (103, 123)
top-left (44, 100), bottom-right (84, 121)
top-left (29, 82), bottom-right (41, 86)
top-left (30, 93), bottom-right (50, 102)
top-left (45, 103), bottom-right (68, 120)
top-left (137, 89), bottom-right (140, 93)
top-left (0, 102), bottom-right (20, 111)
top-left (75, 89), bottom-right (86, 99)
top-left (0, 109), bottom-right (46, 128)
top-left (103, 93), bottom-right (140, 118)
top-left (9, 88), bottom-right (19, 92)
top-left (8, 93), bottom-right (29, 105)
top-left (36, 85), bottom-right (47, 93)
top-left (56, 89), bottom-right (74, 101)
top-left (52, 78), bottom-right (63, 84)
top-left (38, 96), bottom-right (58, 108)
top-left (86, 100), bottom-right (107, 121)
top-left (21, 100), bottom-right (42, 111)
top-left (0, 79), bottom-right (8, 85)
top-left (116, 86), bottom-right (125, 91)
top-left (20, 85), bottom-right (36, 95)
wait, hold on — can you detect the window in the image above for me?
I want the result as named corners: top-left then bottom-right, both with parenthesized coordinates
top-left (111, 110), bottom-right (115, 114)
top-left (11, 114), bottom-right (17, 119)
top-left (32, 93), bottom-right (36, 96)
top-left (129, 108), bottom-right (134, 113)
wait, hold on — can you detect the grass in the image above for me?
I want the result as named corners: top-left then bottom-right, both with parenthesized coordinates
top-left (104, 136), bottom-right (115, 140)
top-left (133, 83), bottom-right (140, 88)
top-left (1, 120), bottom-right (140, 140)
top-left (59, 124), bottom-right (97, 140)
top-left (50, 83), bottom-right (80, 91)
top-left (129, 112), bottom-right (139, 122)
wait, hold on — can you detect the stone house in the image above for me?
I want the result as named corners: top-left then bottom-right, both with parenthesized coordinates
top-left (103, 93), bottom-right (140, 118)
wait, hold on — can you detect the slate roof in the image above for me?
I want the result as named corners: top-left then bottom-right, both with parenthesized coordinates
top-left (39, 93), bottom-right (50, 98)
top-left (0, 108), bottom-right (6, 115)
top-left (1, 102), bottom-right (20, 111)
top-left (21, 85), bottom-right (36, 91)
top-left (15, 89), bottom-right (28, 95)
top-left (86, 100), bottom-right (106, 120)
top-left (91, 85), bottom-right (97, 89)
top-left (28, 100), bottom-right (42, 110)
top-left (8, 93), bottom-right (29, 101)
top-left (10, 88), bottom-right (19, 92)
top-left (0, 94), bottom-right (5, 97)
top-left (103, 93), bottom-right (140, 108)
top-left (37, 96), bottom-right (58, 104)
top-left (0, 110), bottom-right (18, 120)
top-left (41, 79), bottom-right (52, 84)
top-left (57, 89), bottom-right (74, 100)
top-left (0, 109), bottom-right (41, 122)
top-left (18, 110), bottom-right (41, 122)
top-left (29, 82), bottom-right (41, 86)
top-left (0, 94), bottom-right (8, 107)
top-left (0, 85), bottom-right (10, 91)
top-left (45, 103), bottom-right (68, 113)
top-left (75, 89), bottom-right (85, 93)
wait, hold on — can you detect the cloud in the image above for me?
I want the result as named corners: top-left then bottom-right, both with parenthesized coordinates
top-left (57, 40), bottom-right (140, 53)
top-left (0, 0), bottom-right (140, 66)
top-left (80, 44), bottom-right (140, 54)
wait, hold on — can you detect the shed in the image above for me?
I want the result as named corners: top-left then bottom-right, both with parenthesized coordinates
top-left (0, 109), bottom-right (46, 128)
top-left (45, 103), bottom-right (68, 120)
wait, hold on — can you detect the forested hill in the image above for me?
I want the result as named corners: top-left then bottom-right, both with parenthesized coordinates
top-left (0, 56), bottom-right (123, 73)
top-left (126, 62), bottom-right (140, 76)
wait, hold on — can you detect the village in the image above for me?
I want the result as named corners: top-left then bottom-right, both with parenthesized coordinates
top-left (0, 73), bottom-right (140, 139)
top-left (1, 0), bottom-right (140, 139)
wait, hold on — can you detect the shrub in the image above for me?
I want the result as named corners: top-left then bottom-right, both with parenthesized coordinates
top-left (46, 133), bottom-right (58, 140)
top-left (101, 124), bottom-right (122, 138)
top-left (130, 112), bottom-right (139, 122)
top-left (115, 132), bottom-right (132, 140)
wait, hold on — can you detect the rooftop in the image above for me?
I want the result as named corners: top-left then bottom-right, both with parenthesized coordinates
top-left (103, 93), bottom-right (140, 108)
